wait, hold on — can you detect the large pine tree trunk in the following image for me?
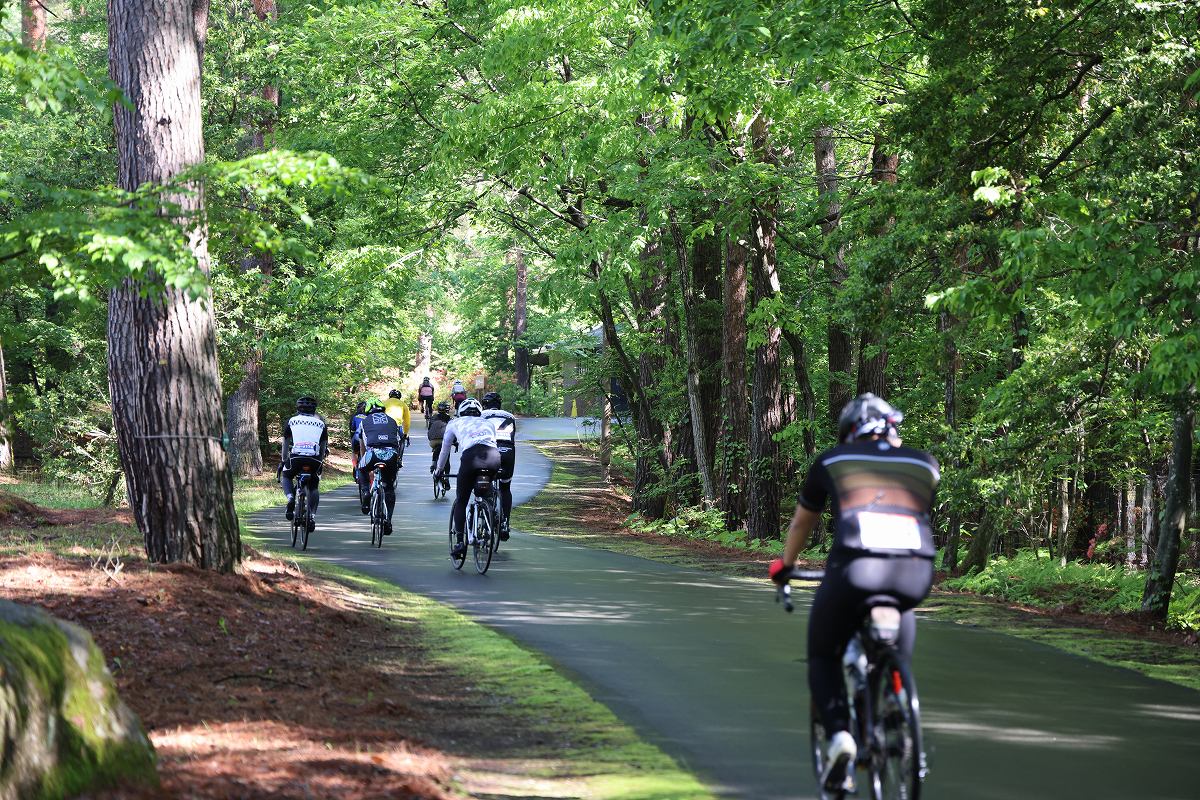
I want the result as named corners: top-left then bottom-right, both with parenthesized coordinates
top-left (21, 0), bottom-right (47, 49)
top-left (1142, 391), bottom-right (1195, 621)
top-left (513, 250), bottom-right (529, 390)
top-left (814, 124), bottom-right (853, 422)
top-left (781, 329), bottom-right (817, 457)
top-left (746, 115), bottom-right (783, 542)
top-left (720, 235), bottom-right (750, 530)
top-left (108, 0), bottom-right (240, 571)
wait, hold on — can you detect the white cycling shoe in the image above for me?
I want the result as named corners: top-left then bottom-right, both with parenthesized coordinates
top-left (821, 730), bottom-right (857, 794)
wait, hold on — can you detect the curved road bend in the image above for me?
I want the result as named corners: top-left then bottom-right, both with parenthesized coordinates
top-left (249, 417), bottom-right (1200, 800)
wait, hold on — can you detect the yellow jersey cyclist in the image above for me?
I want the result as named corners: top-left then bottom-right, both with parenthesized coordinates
top-left (769, 393), bottom-right (938, 795)
top-left (382, 389), bottom-right (411, 466)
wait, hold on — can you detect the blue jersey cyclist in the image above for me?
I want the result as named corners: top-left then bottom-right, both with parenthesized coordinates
top-left (356, 402), bottom-right (403, 533)
top-left (769, 393), bottom-right (939, 795)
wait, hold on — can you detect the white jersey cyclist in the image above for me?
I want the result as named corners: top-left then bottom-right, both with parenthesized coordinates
top-left (283, 412), bottom-right (328, 459)
top-left (435, 415), bottom-right (498, 473)
top-left (481, 392), bottom-right (517, 538)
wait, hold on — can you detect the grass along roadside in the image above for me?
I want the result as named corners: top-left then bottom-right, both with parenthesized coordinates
top-left (517, 441), bottom-right (1200, 694)
top-left (242, 531), bottom-right (716, 800)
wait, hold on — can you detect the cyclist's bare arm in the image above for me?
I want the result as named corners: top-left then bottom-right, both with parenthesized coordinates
top-left (782, 504), bottom-right (820, 565)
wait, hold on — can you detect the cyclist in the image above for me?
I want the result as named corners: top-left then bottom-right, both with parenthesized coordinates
top-left (433, 397), bottom-right (499, 558)
top-left (418, 377), bottom-right (436, 419)
top-left (768, 393), bottom-right (938, 794)
top-left (450, 380), bottom-right (468, 411)
top-left (428, 400), bottom-right (453, 487)
top-left (382, 389), bottom-right (411, 466)
top-left (358, 401), bottom-right (402, 534)
top-left (481, 391), bottom-right (517, 540)
top-left (349, 400), bottom-right (370, 512)
top-left (280, 395), bottom-right (328, 532)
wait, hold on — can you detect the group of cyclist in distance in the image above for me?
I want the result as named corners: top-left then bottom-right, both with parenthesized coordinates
top-left (278, 376), bottom-right (516, 557)
top-left (282, 384), bottom-right (936, 797)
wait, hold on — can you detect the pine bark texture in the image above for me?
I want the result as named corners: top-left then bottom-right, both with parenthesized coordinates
top-left (1141, 392), bottom-right (1195, 621)
top-left (856, 133), bottom-right (897, 397)
top-left (720, 235), bottom-right (750, 530)
top-left (814, 125), bottom-right (853, 423)
top-left (21, 0), bottom-right (47, 49)
top-left (107, 0), bottom-right (240, 571)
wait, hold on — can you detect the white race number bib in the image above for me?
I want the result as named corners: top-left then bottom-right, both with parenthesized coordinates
top-left (857, 512), bottom-right (921, 550)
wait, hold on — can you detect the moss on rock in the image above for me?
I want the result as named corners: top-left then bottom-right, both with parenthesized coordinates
top-left (0, 600), bottom-right (157, 799)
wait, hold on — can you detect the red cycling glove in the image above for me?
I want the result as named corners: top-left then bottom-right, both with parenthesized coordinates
top-left (768, 558), bottom-right (790, 585)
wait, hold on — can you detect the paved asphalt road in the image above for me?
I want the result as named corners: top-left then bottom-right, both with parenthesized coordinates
top-left (249, 417), bottom-right (1200, 800)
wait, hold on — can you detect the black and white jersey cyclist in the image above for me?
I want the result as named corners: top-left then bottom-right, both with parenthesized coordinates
top-left (481, 391), bottom-right (517, 540)
top-left (769, 393), bottom-right (939, 795)
top-left (356, 402), bottom-right (403, 533)
top-left (433, 397), bottom-right (499, 559)
top-left (280, 395), bottom-right (329, 532)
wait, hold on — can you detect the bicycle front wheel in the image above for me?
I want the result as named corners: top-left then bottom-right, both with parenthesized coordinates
top-left (472, 503), bottom-right (494, 574)
top-left (868, 654), bottom-right (923, 800)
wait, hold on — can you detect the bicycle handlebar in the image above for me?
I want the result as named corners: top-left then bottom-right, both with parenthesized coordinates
top-left (774, 567), bottom-right (825, 614)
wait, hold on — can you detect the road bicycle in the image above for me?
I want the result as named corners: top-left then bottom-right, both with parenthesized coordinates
top-left (446, 469), bottom-right (498, 574)
top-left (776, 568), bottom-right (926, 800)
top-left (364, 448), bottom-right (397, 548)
top-left (432, 468), bottom-right (449, 500)
top-left (288, 457), bottom-right (322, 551)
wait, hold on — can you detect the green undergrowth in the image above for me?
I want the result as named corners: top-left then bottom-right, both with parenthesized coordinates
top-left (626, 507), bottom-right (779, 554)
top-left (243, 542), bottom-right (714, 800)
top-left (945, 551), bottom-right (1200, 633)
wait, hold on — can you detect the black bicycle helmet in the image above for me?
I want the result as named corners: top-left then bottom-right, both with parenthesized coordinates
top-left (482, 391), bottom-right (502, 410)
top-left (436, 400), bottom-right (451, 414)
top-left (388, 388), bottom-right (403, 399)
top-left (296, 395), bottom-right (318, 414)
top-left (837, 393), bottom-right (903, 442)
top-left (355, 401), bottom-right (366, 415)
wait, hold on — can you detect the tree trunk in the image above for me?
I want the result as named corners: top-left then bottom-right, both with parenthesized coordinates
top-left (1124, 479), bottom-right (1136, 568)
top-left (719, 235), bottom-right (750, 530)
top-left (669, 210), bottom-right (716, 505)
top-left (21, 0), bottom-right (47, 49)
top-left (107, 0), bottom-right (240, 571)
top-left (1142, 477), bottom-right (1153, 566)
top-left (226, 351), bottom-right (264, 477)
top-left (746, 115), bottom-right (783, 542)
top-left (814, 124), bottom-right (853, 423)
top-left (856, 133), bottom-right (897, 397)
top-left (0, 340), bottom-right (12, 471)
top-left (513, 249), bottom-right (529, 390)
top-left (1142, 391), bottom-right (1195, 621)
top-left (225, 0), bottom-right (279, 479)
top-left (960, 513), bottom-right (996, 574)
top-left (781, 329), bottom-right (817, 457)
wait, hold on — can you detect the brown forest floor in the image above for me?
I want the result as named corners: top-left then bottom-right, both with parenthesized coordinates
top-left (0, 504), bottom-right (470, 799)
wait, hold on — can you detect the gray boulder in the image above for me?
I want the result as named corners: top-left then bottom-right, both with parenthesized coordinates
top-left (0, 600), bottom-right (157, 799)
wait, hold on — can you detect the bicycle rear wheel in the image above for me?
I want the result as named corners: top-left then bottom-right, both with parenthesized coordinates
top-left (868, 654), bottom-right (923, 800)
top-left (472, 503), bottom-right (494, 574)
top-left (449, 519), bottom-right (465, 570)
top-left (298, 492), bottom-right (311, 551)
top-left (371, 490), bottom-right (384, 548)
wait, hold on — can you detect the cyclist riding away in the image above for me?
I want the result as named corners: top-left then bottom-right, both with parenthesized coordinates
top-left (481, 391), bottom-right (517, 540)
top-left (418, 377), bottom-right (435, 419)
top-left (450, 380), bottom-right (468, 412)
top-left (350, 400), bottom-right (369, 510)
top-left (280, 395), bottom-right (328, 532)
top-left (433, 397), bottom-right (499, 559)
top-left (768, 393), bottom-right (939, 795)
top-left (357, 401), bottom-right (403, 534)
top-left (428, 400), bottom-right (453, 480)
top-left (382, 389), bottom-right (411, 466)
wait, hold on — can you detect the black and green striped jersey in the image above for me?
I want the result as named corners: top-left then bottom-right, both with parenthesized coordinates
top-left (798, 440), bottom-right (940, 558)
